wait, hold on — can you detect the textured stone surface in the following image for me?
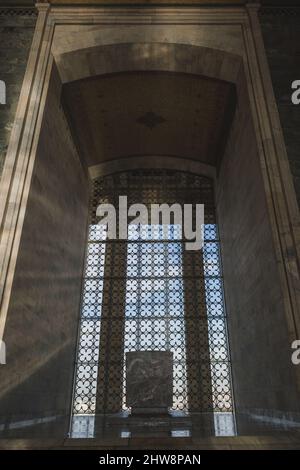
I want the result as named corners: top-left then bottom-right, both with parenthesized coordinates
top-left (217, 69), bottom-right (300, 428)
top-left (0, 64), bottom-right (89, 437)
top-left (0, 10), bottom-right (36, 175)
top-left (259, 9), bottom-right (300, 206)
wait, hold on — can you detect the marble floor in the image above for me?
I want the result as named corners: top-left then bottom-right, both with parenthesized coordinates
top-left (1, 410), bottom-right (300, 449)
top-left (1, 433), bottom-right (300, 450)
top-left (69, 410), bottom-right (300, 441)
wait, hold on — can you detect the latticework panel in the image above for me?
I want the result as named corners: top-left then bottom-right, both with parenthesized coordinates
top-left (72, 170), bottom-right (233, 422)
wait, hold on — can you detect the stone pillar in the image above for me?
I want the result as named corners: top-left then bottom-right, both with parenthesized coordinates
top-left (182, 247), bottom-right (213, 412)
top-left (95, 240), bottom-right (127, 414)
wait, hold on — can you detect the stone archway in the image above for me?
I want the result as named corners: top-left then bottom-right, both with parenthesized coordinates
top-left (0, 4), bottom-right (300, 440)
top-left (55, 42), bottom-right (242, 85)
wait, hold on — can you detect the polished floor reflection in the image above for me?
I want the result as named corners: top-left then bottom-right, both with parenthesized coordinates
top-left (70, 411), bottom-right (300, 439)
top-left (71, 411), bottom-right (236, 439)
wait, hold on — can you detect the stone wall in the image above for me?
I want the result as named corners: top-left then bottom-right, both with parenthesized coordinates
top-left (0, 63), bottom-right (89, 437)
top-left (0, 8), bottom-right (36, 175)
top-left (217, 70), bottom-right (300, 431)
top-left (259, 7), bottom-right (300, 206)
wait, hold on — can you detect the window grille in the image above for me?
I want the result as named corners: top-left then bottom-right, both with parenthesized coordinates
top-left (71, 170), bottom-right (233, 436)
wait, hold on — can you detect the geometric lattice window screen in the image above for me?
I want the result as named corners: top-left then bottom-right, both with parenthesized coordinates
top-left (71, 170), bottom-right (234, 436)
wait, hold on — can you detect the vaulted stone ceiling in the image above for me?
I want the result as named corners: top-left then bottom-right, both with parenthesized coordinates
top-left (62, 72), bottom-right (236, 169)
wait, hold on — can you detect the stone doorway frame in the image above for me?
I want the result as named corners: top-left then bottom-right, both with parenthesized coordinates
top-left (0, 2), bottom-right (300, 393)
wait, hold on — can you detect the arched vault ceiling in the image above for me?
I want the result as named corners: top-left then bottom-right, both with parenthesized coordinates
top-left (62, 71), bottom-right (236, 169)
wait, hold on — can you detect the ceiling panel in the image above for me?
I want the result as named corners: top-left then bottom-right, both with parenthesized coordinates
top-left (62, 71), bottom-right (236, 169)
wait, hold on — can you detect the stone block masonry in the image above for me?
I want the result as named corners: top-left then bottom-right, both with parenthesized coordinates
top-left (259, 7), bottom-right (300, 207)
top-left (0, 8), bottom-right (37, 175)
